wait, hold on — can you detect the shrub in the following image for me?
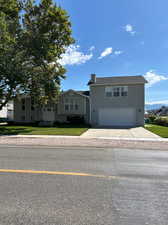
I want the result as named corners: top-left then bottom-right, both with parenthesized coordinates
top-left (154, 117), bottom-right (168, 127)
top-left (148, 115), bottom-right (156, 123)
top-left (67, 115), bottom-right (85, 124)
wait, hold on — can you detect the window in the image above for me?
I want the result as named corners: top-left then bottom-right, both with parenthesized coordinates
top-left (121, 86), bottom-right (128, 96)
top-left (21, 98), bottom-right (25, 111)
top-left (113, 87), bottom-right (120, 97)
top-left (70, 104), bottom-right (73, 110)
top-left (105, 87), bottom-right (112, 97)
top-left (65, 104), bottom-right (69, 111)
top-left (105, 86), bottom-right (128, 97)
top-left (21, 99), bottom-right (25, 105)
top-left (75, 104), bottom-right (78, 110)
top-left (64, 99), bottom-right (78, 111)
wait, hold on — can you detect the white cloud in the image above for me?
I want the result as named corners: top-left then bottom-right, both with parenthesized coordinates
top-left (144, 70), bottom-right (168, 87)
top-left (124, 24), bottom-right (136, 35)
top-left (98, 47), bottom-right (113, 59)
top-left (146, 100), bottom-right (168, 105)
top-left (114, 50), bottom-right (123, 55)
top-left (58, 45), bottom-right (93, 66)
top-left (89, 46), bottom-right (95, 51)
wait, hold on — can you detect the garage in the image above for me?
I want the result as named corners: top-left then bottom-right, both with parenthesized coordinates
top-left (98, 108), bottom-right (136, 127)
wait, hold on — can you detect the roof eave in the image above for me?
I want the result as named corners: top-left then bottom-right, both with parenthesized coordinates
top-left (89, 82), bottom-right (147, 86)
top-left (61, 89), bottom-right (90, 99)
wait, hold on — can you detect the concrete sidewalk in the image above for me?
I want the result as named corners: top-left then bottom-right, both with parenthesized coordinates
top-left (0, 135), bottom-right (167, 150)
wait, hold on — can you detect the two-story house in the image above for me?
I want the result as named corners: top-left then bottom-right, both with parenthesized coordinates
top-left (88, 74), bottom-right (147, 127)
top-left (13, 74), bottom-right (147, 127)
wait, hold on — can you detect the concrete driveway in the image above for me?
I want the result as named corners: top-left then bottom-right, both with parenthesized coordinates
top-left (81, 127), bottom-right (160, 139)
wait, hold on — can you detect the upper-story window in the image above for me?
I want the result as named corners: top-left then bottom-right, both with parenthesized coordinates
top-left (105, 87), bottom-right (112, 97)
top-left (105, 86), bottom-right (128, 97)
top-left (121, 86), bottom-right (128, 96)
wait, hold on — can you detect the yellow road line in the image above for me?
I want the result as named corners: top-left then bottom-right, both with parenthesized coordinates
top-left (0, 169), bottom-right (116, 179)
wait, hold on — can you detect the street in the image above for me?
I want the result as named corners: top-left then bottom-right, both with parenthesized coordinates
top-left (0, 145), bottom-right (168, 225)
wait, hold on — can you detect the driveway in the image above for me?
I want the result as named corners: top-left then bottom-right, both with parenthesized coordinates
top-left (81, 127), bottom-right (160, 139)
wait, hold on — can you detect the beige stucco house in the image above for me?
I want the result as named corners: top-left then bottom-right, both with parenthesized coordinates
top-left (13, 74), bottom-right (147, 127)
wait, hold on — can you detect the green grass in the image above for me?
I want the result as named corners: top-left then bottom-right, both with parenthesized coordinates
top-left (145, 124), bottom-right (168, 138)
top-left (0, 124), bottom-right (89, 136)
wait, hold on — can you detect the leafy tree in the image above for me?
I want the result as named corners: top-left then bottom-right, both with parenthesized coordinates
top-left (0, 0), bottom-right (27, 110)
top-left (0, 0), bottom-right (74, 110)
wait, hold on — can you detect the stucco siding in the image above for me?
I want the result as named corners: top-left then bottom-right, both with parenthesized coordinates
top-left (90, 84), bottom-right (145, 126)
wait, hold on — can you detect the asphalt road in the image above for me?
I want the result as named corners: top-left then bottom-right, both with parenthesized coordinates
top-left (0, 145), bottom-right (168, 225)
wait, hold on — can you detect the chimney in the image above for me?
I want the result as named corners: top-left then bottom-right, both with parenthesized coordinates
top-left (91, 74), bottom-right (96, 83)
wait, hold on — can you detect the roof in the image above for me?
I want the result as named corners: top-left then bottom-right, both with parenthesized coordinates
top-left (88, 75), bottom-right (147, 85)
top-left (76, 91), bottom-right (90, 96)
top-left (61, 89), bottom-right (90, 98)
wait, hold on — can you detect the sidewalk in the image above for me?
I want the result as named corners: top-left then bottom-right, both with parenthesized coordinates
top-left (0, 135), bottom-right (167, 150)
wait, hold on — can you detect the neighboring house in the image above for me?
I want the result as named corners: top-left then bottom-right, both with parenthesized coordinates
top-left (0, 101), bottom-right (13, 119)
top-left (13, 74), bottom-right (147, 127)
top-left (0, 106), bottom-right (7, 118)
top-left (13, 90), bottom-right (90, 124)
top-left (7, 101), bottom-right (14, 122)
top-left (148, 106), bottom-right (168, 117)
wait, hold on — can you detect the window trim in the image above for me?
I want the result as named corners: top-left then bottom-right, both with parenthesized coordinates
top-left (105, 86), bottom-right (128, 97)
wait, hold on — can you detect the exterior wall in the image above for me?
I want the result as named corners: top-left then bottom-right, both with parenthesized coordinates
top-left (14, 97), bottom-right (42, 123)
top-left (41, 103), bottom-right (55, 122)
top-left (13, 92), bottom-right (90, 124)
top-left (56, 91), bottom-right (90, 123)
top-left (90, 84), bottom-right (145, 127)
top-left (85, 98), bottom-right (90, 124)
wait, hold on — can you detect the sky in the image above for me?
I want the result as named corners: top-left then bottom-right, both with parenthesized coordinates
top-left (46, 0), bottom-right (168, 104)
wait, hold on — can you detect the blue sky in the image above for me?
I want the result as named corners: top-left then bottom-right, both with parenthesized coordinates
top-left (51, 0), bottom-right (168, 104)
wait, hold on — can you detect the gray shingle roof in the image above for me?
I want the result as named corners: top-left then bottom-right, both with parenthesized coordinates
top-left (76, 91), bottom-right (90, 96)
top-left (88, 75), bottom-right (147, 85)
top-left (62, 90), bottom-right (90, 97)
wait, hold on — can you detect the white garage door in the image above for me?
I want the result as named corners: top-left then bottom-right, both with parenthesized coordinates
top-left (99, 108), bottom-right (136, 126)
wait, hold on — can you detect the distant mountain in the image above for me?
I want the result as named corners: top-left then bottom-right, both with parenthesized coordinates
top-left (145, 104), bottom-right (168, 110)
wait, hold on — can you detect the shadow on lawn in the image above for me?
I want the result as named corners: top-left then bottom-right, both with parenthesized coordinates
top-left (0, 127), bottom-right (32, 135)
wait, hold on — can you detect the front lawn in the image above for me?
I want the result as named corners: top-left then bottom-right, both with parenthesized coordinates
top-left (145, 124), bottom-right (168, 138)
top-left (0, 124), bottom-right (89, 136)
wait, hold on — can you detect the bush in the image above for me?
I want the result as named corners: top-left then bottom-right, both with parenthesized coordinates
top-left (148, 115), bottom-right (156, 123)
top-left (67, 115), bottom-right (85, 124)
top-left (154, 117), bottom-right (168, 127)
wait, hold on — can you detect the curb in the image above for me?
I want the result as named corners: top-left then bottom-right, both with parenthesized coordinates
top-left (1, 135), bottom-right (168, 143)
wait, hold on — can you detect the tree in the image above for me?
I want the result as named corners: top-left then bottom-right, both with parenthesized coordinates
top-left (0, 0), bottom-right (27, 110)
top-left (0, 0), bottom-right (74, 110)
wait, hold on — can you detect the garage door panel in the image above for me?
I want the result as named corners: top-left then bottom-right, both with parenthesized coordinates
top-left (99, 108), bottom-right (136, 126)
